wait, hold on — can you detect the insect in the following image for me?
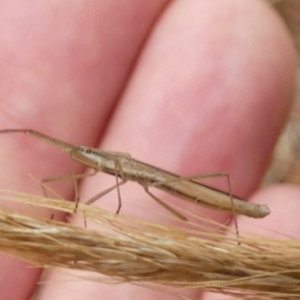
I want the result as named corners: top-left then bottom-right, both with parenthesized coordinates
top-left (0, 129), bottom-right (270, 220)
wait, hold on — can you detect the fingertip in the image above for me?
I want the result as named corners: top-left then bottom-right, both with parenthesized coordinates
top-left (239, 184), bottom-right (300, 237)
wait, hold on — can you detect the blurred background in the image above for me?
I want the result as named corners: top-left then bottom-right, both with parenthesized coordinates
top-left (263, 0), bottom-right (300, 185)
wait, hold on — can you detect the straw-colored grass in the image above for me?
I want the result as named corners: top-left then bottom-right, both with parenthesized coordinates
top-left (0, 189), bottom-right (299, 299)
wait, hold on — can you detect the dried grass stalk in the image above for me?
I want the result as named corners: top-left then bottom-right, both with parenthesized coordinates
top-left (0, 189), bottom-right (299, 299)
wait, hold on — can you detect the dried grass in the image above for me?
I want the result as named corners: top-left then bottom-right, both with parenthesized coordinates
top-left (0, 189), bottom-right (299, 299)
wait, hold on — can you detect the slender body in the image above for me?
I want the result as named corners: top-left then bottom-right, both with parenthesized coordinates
top-left (0, 129), bottom-right (270, 218)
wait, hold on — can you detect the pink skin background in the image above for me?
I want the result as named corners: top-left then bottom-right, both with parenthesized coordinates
top-left (0, 0), bottom-right (297, 299)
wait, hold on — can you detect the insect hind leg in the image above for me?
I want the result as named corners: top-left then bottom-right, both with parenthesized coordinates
top-left (143, 187), bottom-right (187, 221)
top-left (152, 171), bottom-right (240, 242)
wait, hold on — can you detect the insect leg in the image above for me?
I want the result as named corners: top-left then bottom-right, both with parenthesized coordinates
top-left (143, 187), bottom-right (187, 221)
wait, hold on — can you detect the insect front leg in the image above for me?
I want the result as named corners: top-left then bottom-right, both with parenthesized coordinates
top-left (40, 153), bottom-right (98, 211)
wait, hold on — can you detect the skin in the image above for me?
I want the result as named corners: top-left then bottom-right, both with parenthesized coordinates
top-left (0, 0), bottom-right (297, 299)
